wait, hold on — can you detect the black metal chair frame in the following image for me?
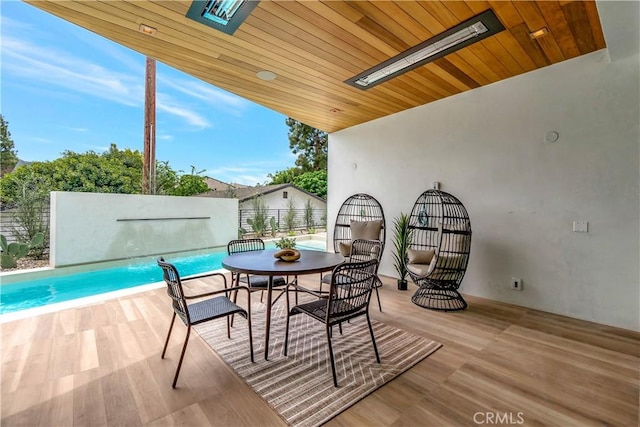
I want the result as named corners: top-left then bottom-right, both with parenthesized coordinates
top-left (406, 190), bottom-right (472, 311)
top-left (227, 238), bottom-right (290, 306)
top-left (157, 257), bottom-right (253, 388)
top-left (322, 238), bottom-right (385, 311)
top-left (284, 259), bottom-right (380, 387)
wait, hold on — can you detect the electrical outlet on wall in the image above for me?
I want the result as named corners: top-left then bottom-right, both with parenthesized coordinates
top-left (511, 278), bottom-right (523, 291)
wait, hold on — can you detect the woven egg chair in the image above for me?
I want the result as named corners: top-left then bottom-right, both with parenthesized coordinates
top-left (328, 193), bottom-right (386, 311)
top-left (332, 193), bottom-right (386, 254)
top-left (406, 190), bottom-right (472, 311)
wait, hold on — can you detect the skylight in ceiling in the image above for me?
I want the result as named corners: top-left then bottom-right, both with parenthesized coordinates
top-left (186, 0), bottom-right (259, 35)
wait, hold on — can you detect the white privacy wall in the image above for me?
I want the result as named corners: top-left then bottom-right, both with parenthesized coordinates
top-left (328, 50), bottom-right (639, 331)
top-left (50, 192), bottom-right (238, 266)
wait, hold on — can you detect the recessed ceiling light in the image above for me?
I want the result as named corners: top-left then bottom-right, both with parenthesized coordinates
top-left (138, 24), bottom-right (157, 36)
top-left (529, 27), bottom-right (549, 39)
top-left (256, 70), bottom-right (276, 81)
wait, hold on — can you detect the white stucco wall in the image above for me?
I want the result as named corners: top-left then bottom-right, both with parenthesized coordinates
top-left (329, 50), bottom-right (640, 331)
top-left (50, 192), bottom-right (238, 266)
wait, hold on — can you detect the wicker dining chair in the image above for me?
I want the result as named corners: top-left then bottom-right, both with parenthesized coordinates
top-left (157, 257), bottom-right (253, 388)
top-left (227, 238), bottom-right (288, 304)
top-left (284, 259), bottom-right (380, 387)
top-left (321, 239), bottom-right (384, 311)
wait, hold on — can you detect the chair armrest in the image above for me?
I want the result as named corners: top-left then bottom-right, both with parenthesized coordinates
top-left (184, 285), bottom-right (250, 300)
top-left (287, 282), bottom-right (329, 298)
top-left (181, 271), bottom-right (228, 285)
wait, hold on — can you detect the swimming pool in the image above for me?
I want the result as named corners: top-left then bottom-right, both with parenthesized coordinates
top-left (0, 238), bottom-right (326, 315)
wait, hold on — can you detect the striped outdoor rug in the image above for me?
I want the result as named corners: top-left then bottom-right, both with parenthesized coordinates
top-left (195, 298), bottom-right (441, 427)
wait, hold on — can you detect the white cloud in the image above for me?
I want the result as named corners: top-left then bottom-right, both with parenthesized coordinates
top-left (204, 163), bottom-right (284, 186)
top-left (158, 134), bottom-right (174, 141)
top-left (156, 95), bottom-right (211, 129)
top-left (1, 36), bottom-right (213, 128)
top-left (1, 37), bottom-right (143, 107)
top-left (158, 74), bottom-right (250, 115)
top-left (67, 127), bottom-right (88, 132)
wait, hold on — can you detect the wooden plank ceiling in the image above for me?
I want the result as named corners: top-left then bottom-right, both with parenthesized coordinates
top-left (26, 0), bottom-right (606, 133)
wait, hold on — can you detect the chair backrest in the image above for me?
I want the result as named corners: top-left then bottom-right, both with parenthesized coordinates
top-left (349, 239), bottom-right (383, 272)
top-left (157, 257), bottom-right (190, 325)
top-left (333, 193), bottom-right (386, 254)
top-left (227, 238), bottom-right (265, 255)
top-left (327, 259), bottom-right (378, 319)
top-left (407, 190), bottom-right (472, 285)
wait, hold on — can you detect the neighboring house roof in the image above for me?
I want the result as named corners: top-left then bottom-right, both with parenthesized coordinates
top-left (204, 177), bottom-right (247, 192)
top-left (199, 183), bottom-right (326, 204)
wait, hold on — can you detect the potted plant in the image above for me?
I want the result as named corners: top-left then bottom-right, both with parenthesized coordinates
top-left (391, 213), bottom-right (412, 290)
top-left (275, 236), bottom-right (296, 249)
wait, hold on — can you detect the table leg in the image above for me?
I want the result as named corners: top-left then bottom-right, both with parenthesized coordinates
top-left (264, 276), bottom-right (273, 360)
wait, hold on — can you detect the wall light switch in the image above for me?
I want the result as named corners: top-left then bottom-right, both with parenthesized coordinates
top-left (573, 221), bottom-right (589, 232)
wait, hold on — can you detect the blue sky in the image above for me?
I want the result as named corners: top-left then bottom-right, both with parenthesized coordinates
top-left (0, 1), bottom-right (294, 185)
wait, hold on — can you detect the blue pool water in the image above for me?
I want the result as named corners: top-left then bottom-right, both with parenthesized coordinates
top-left (0, 239), bottom-right (326, 315)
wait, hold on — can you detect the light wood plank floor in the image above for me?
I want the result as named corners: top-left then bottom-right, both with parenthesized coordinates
top-left (1, 273), bottom-right (638, 426)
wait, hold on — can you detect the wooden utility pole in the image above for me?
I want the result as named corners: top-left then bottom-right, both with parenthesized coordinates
top-left (142, 57), bottom-right (156, 194)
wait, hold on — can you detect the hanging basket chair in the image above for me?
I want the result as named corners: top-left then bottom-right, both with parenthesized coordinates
top-left (406, 190), bottom-right (472, 311)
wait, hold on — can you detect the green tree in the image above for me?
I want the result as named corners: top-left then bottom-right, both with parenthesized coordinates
top-left (267, 167), bottom-right (302, 185)
top-left (0, 115), bottom-right (19, 176)
top-left (294, 170), bottom-right (327, 199)
top-left (285, 117), bottom-right (328, 172)
top-left (169, 166), bottom-right (209, 196)
top-left (0, 144), bottom-right (210, 203)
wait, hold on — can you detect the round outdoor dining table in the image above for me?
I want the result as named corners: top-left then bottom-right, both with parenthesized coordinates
top-left (222, 249), bottom-right (344, 360)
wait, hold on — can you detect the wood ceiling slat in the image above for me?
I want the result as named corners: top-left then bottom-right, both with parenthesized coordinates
top-left (300, 1), bottom-right (397, 57)
top-left (583, 1), bottom-right (606, 50)
top-left (562, 1), bottom-right (599, 54)
top-left (431, 59), bottom-right (481, 90)
top-left (261, 1), bottom-right (388, 67)
top-left (395, 2), bottom-right (440, 38)
top-left (441, 2), bottom-right (519, 79)
top-left (349, 1), bottom-right (421, 48)
top-left (419, 1), bottom-right (460, 28)
top-left (510, 23), bottom-right (551, 68)
top-left (24, 0), bottom-right (608, 133)
top-left (487, 1), bottom-right (524, 27)
top-left (413, 65), bottom-right (468, 96)
top-left (367, 1), bottom-right (433, 42)
top-left (239, 20), bottom-right (433, 113)
top-left (420, 1), bottom-right (504, 85)
top-left (248, 8), bottom-right (365, 74)
top-left (494, 32), bottom-right (538, 73)
top-left (351, 16), bottom-right (410, 54)
top-left (466, 1), bottom-right (532, 76)
top-left (241, 13), bottom-right (429, 108)
top-left (536, 1), bottom-right (581, 59)
top-left (513, 1), bottom-right (566, 64)
top-left (445, 53), bottom-right (492, 87)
